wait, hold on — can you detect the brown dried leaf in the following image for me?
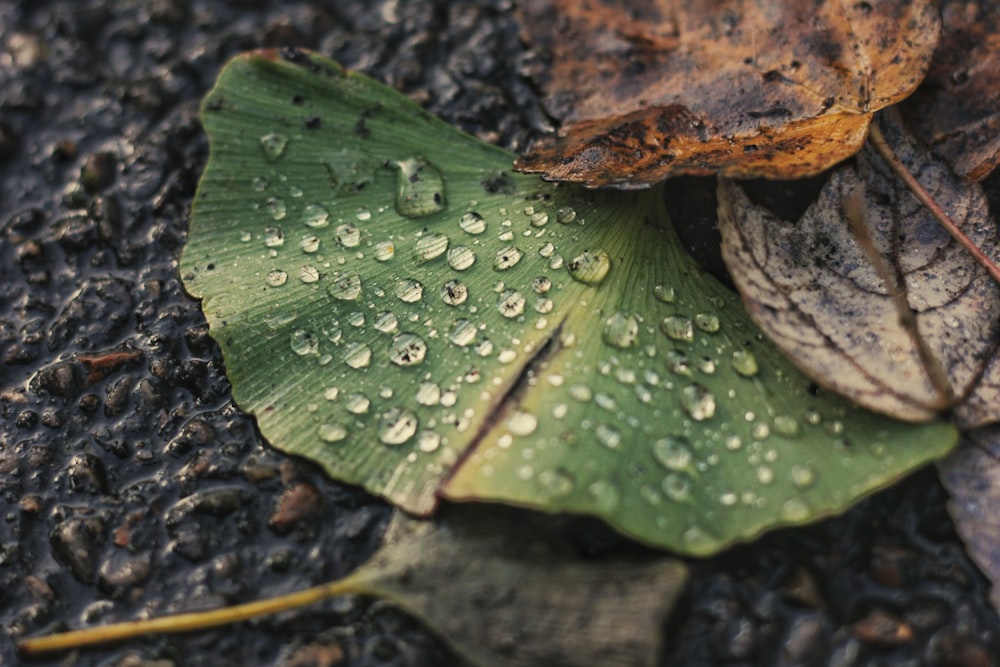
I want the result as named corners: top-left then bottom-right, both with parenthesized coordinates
top-left (514, 0), bottom-right (939, 187)
top-left (717, 110), bottom-right (1000, 426)
top-left (938, 424), bottom-right (1000, 614)
top-left (899, 0), bottom-right (1000, 181)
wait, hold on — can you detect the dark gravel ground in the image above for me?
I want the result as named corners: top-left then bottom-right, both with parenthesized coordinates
top-left (2, 2), bottom-right (999, 666)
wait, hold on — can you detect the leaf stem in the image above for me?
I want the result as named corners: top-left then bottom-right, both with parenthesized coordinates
top-left (867, 122), bottom-right (1000, 286)
top-left (17, 576), bottom-right (362, 656)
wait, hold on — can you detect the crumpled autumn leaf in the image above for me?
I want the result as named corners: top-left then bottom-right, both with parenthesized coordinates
top-left (898, 0), bottom-right (1000, 181)
top-left (514, 0), bottom-right (939, 187)
top-left (717, 110), bottom-right (1000, 427)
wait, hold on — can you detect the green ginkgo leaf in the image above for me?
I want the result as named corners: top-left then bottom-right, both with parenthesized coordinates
top-left (181, 48), bottom-right (957, 555)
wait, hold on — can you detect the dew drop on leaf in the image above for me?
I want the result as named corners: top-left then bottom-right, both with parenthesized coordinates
top-left (300, 235), bottom-right (321, 253)
top-left (773, 415), bottom-right (800, 436)
top-left (415, 381), bottom-right (441, 406)
top-left (389, 332), bottom-right (428, 366)
top-left (268, 197), bottom-right (287, 220)
top-left (556, 206), bottom-right (577, 224)
top-left (493, 246), bottom-right (523, 270)
top-left (653, 285), bottom-right (676, 303)
top-left (342, 342), bottom-right (372, 369)
top-left (694, 312), bottom-right (721, 333)
top-left (303, 203), bottom-right (330, 228)
top-left (497, 290), bottom-right (526, 319)
top-left (335, 223), bottom-right (361, 248)
top-left (506, 410), bottom-right (539, 436)
top-left (346, 392), bottom-right (371, 414)
top-left (587, 479), bottom-right (621, 511)
top-left (441, 279), bottom-right (468, 306)
top-left (417, 430), bottom-right (441, 453)
top-left (595, 423), bottom-right (623, 449)
top-left (602, 312), bottom-right (640, 349)
top-left (395, 278), bottom-right (424, 303)
top-left (374, 240), bottom-right (395, 261)
top-left (377, 407), bottom-right (419, 445)
top-left (328, 273), bottom-right (362, 301)
top-left (265, 269), bottom-right (288, 287)
top-left (653, 436), bottom-right (694, 471)
top-left (264, 226), bottom-right (285, 247)
top-left (789, 463), bottom-right (817, 488)
top-left (447, 246), bottom-right (476, 271)
top-left (681, 384), bottom-right (716, 421)
top-left (459, 211), bottom-right (486, 235)
top-left (448, 319), bottom-right (478, 347)
top-left (300, 265), bottom-right (320, 283)
top-left (414, 233), bottom-right (449, 262)
top-left (259, 132), bottom-right (289, 161)
top-left (567, 248), bottom-right (611, 285)
top-left (318, 423), bottom-right (348, 443)
top-left (394, 156), bottom-right (447, 218)
top-left (662, 473), bottom-right (692, 502)
top-left (661, 316), bottom-right (694, 342)
top-left (290, 329), bottom-right (318, 356)
top-left (781, 498), bottom-right (810, 521)
top-left (731, 349), bottom-right (760, 377)
top-left (373, 311), bottom-right (399, 333)
top-left (531, 276), bottom-right (552, 294)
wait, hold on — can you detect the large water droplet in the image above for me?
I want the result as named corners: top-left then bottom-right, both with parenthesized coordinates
top-left (447, 246), bottom-right (476, 271)
top-left (441, 279), bottom-right (468, 306)
top-left (780, 498), bottom-right (810, 521)
top-left (300, 235), bottom-right (321, 254)
top-left (264, 226), bottom-right (285, 248)
top-left (602, 312), bottom-right (640, 349)
top-left (595, 423), bottom-right (623, 449)
top-left (531, 276), bottom-right (552, 294)
top-left (497, 290), bottom-right (526, 318)
top-left (346, 392), bottom-right (371, 414)
top-left (681, 383), bottom-right (716, 421)
top-left (374, 240), bottom-right (395, 261)
top-left (416, 381), bottom-right (441, 406)
top-left (773, 415), bottom-right (800, 436)
top-left (389, 333), bottom-right (428, 366)
top-left (448, 319), bottom-right (478, 346)
top-left (587, 479), bottom-right (621, 512)
top-left (290, 329), bottom-right (318, 356)
top-left (661, 316), bottom-right (694, 342)
top-left (694, 312), bottom-right (720, 333)
top-left (506, 410), bottom-right (538, 436)
top-left (395, 278), bottom-right (424, 303)
top-left (493, 246), bottom-right (523, 270)
top-left (260, 132), bottom-right (289, 161)
top-left (731, 349), bottom-right (759, 377)
top-left (529, 211), bottom-right (549, 227)
top-left (335, 223), bottom-right (361, 248)
top-left (377, 407), bottom-right (419, 445)
top-left (267, 197), bottom-right (287, 221)
top-left (567, 249), bottom-right (610, 284)
top-left (459, 211), bottom-right (486, 235)
top-left (303, 203), bottom-right (330, 228)
top-left (662, 473), bottom-right (691, 501)
top-left (556, 206), bottom-right (576, 224)
top-left (266, 269), bottom-right (288, 287)
top-left (394, 156), bottom-right (446, 217)
top-left (417, 430), bottom-right (441, 453)
top-left (537, 468), bottom-right (574, 497)
top-left (343, 342), bottom-right (372, 369)
top-left (414, 233), bottom-right (449, 262)
top-left (374, 311), bottom-right (399, 333)
top-left (665, 349), bottom-right (693, 376)
top-left (653, 285), bottom-right (676, 303)
top-left (652, 436), bottom-right (693, 471)
top-left (318, 423), bottom-right (348, 443)
top-left (327, 273), bottom-right (362, 301)
top-left (789, 463), bottom-right (816, 488)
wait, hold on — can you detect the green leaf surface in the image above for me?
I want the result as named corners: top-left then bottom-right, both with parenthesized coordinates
top-left (182, 48), bottom-right (958, 555)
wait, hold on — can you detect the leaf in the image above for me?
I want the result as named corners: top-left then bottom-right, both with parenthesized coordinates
top-left (181, 48), bottom-right (957, 556)
top-left (717, 110), bottom-right (1000, 427)
top-left (351, 508), bottom-right (688, 667)
top-left (19, 507), bottom-right (688, 666)
top-left (899, 0), bottom-right (1000, 181)
top-left (513, 0), bottom-right (939, 187)
top-left (938, 425), bottom-right (1000, 614)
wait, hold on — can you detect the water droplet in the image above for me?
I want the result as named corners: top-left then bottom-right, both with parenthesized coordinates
top-left (595, 423), bottom-right (622, 449)
top-left (300, 235), bottom-right (321, 253)
top-left (346, 392), bottom-right (370, 414)
top-left (414, 233), bottom-right (449, 262)
top-left (556, 206), bottom-right (576, 224)
top-left (537, 468), bottom-right (574, 496)
top-left (507, 410), bottom-right (538, 436)
top-left (447, 246), bottom-right (476, 271)
top-left (529, 211), bottom-right (549, 227)
top-left (751, 422), bottom-right (771, 440)
top-left (497, 290), bottom-right (526, 318)
top-left (587, 479), bottom-right (620, 512)
top-left (303, 204), bottom-right (330, 228)
top-left (661, 316), bottom-right (694, 342)
top-left (780, 498), bottom-right (810, 522)
top-left (335, 223), bottom-right (361, 248)
top-left (719, 491), bottom-right (738, 506)
top-left (475, 339), bottom-right (494, 357)
top-left (665, 349), bottom-right (693, 376)
top-left (395, 278), bottom-right (424, 303)
top-left (602, 312), bottom-right (640, 349)
top-left (682, 526), bottom-right (713, 551)
top-left (374, 311), bottom-right (399, 333)
top-left (378, 407), bottom-right (419, 445)
top-left (697, 356), bottom-right (716, 374)
top-left (652, 436), bottom-right (693, 471)
top-left (694, 312), bottom-right (720, 333)
top-left (268, 197), bottom-right (287, 220)
top-left (441, 279), bottom-right (468, 306)
top-left (416, 382), bottom-right (441, 406)
top-left (264, 226), bottom-right (285, 248)
top-left (725, 434), bottom-right (743, 451)
top-left (567, 249), bottom-right (610, 284)
top-left (318, 422), bottom-right (348, 443)
top-left (374, 240), bottom-right (395, 261)
top-left (290, 329), bottom-right (318, 356)
top-left (662, 473), bottom-right (691, 501)
top-left (773, 415), bottom-right (800, 436)
top-left (259, 132), bottom-right (289, 160)
top-left (327, 273), bottom-right (362, 301)
top-left (343, 342), bottom-right (372, 369)
top-left (569, 384), bottom-right (592, 402)
top-left (417, 430), bottom-right (441, 453)
top-left (390, 333), bottom-right (428, 366)
top-left (252, 176), bottom-right (268, 192)
top-left (681, 384), bottom-right (716, 421)
top-left (531, 276), bottom-right (552, 294)
top-left (756, 465), bottom-right (775, 485)
top-left (355, 207), bottom-right (372, 221)
top-left (493, 246), bottom-right (523, 270)
top-left (266, 269), bottom-right (288, 287)
top-left (535, 298), bottom-right (554, 314)
top-left (300, 265), bottom-right (320, 283)
top-left (731, 349), bottom-right (759, 377)
top-left (324, 387), bottom-right (340, 401)
top-left (789, 463), bottom-right (816, 488)
top-left (653, 285), bottom-right (676, 303)
top-left (459, 211), bottom-right (486, 235)
top-left (538, 242), bottom-right (555, 258)
top-left (448, 319), bottom-right (478, 347)
top-left (394, 156), bottom-right (446, 217)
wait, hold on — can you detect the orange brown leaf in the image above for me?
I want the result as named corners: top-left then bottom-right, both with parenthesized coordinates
top-left (515, 0), bottom-right (939, 187)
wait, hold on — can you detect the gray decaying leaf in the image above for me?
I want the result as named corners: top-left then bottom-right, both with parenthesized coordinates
top-left (938, 424), bottom-right (1000, 614)
top-left (351, 508), bottom-right (688, 667)
top-left (717, 110), bottom-right (1000, 426)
